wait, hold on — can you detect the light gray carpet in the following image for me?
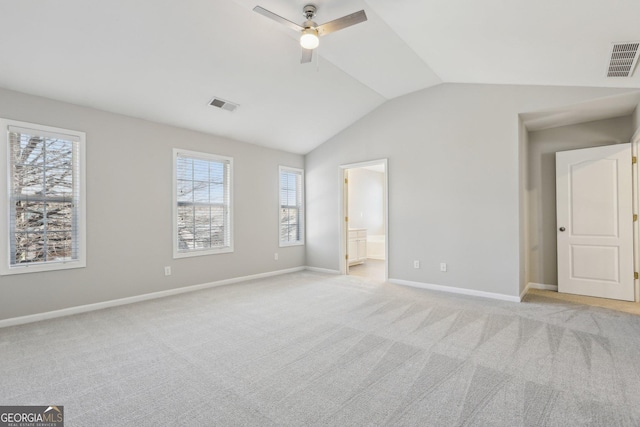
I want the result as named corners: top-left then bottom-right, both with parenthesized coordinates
top-left (2, 271), bottom-right (640, 426)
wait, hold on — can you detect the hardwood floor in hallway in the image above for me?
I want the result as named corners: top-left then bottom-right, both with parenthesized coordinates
top-left (348, 259), bottom-right (385, 281)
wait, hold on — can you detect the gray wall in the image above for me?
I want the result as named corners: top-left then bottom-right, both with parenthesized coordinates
top-left (526, 116), bottom-right (634, 286)
top-left (0, 87), bottom-right (304, 321)
top-left (347, 168), bottom-right (385, 235)
top-left (305, 83), bottom-right (637, 298)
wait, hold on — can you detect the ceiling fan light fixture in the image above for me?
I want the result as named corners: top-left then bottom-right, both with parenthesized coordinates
top-left (300, 28), bottom-right (319, 49)
top-left (253, 4), bottom-right (367, 63)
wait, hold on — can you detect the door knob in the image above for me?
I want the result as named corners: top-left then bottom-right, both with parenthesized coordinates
top-left (559, 227), bottom-right (566, 232)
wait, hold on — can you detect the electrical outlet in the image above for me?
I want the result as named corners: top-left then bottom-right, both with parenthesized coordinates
top-left (164, 266), bottom-right (171, 276)
top-left (413, 260), bottom-right (420, 269)
top-left (274, 252), bottom-right (279, 261)
top-left (440, 263), bottom-right (447, 272)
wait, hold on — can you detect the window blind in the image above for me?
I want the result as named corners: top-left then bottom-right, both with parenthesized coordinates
top-left (175, 151), bottom-right (232, 254)
top-left (279, 166), bottom-right (304, 245)
top-left (8, 127), bottom-right (80, 266)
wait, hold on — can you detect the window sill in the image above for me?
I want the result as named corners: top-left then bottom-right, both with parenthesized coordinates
top-left (0, 260), bottom-right (86, 276)
top-left (173, 247), bottom-right (234, 259)
top-left (279, 241), bottom-right (305, 248)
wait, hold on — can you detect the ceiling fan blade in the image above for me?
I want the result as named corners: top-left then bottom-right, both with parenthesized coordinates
top-left (317, 10), bottom-right (367, 36)
top-left (253, 6), bottom-right (304, 32)
top-left (301, 48), bottom-right (313, 64)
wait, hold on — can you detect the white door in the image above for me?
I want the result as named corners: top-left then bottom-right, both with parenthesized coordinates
top-left (556, 143), bottom-right (634, 301)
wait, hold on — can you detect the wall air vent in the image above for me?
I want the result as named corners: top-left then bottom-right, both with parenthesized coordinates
top-left (606, 42), bottom-right (640, 77)
top-left (208, 97), bottom-right (239, 112)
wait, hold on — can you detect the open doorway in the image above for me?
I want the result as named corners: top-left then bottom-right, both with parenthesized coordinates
top-left (340, 159), bottom-right (388, 281)
top-left (523, 111), bottom-right (640, 304)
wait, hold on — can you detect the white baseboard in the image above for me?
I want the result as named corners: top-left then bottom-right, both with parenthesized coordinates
top-left (389, 278), bottom-right (521, 303)
top-left (528, 282), bottom-right (558, 291)
top-left (305, 266), bottom-right (340, 274)
top-left (0, 266), bottom-right (306, 329)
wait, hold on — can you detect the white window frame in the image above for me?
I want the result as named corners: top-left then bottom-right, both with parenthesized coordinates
top-left (279, 166), bottom-right (305, 247)
top-left (0, 118), bottom-right (86, 275)
top-left (173, 149), bottom-right (234, 258)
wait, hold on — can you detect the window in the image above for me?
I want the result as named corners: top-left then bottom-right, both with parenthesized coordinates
top-left (173, 149), bottom-right (233, 258)
top-left (0, 119), bottom-right (86, 275)
top-left (279, 166), bottom-right (304, 246)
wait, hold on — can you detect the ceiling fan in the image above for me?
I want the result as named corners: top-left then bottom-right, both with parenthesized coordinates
top-left (253, 4), bottom-right (367, 63)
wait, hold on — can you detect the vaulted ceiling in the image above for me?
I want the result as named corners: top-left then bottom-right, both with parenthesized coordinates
top-left (1, 0), bottom-right (640, 154)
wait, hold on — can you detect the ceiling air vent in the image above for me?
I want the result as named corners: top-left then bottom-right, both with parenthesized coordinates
top-left (606, 42), bottom-right (640, 77)
top-left (208, 97), bottom-right (239, 112)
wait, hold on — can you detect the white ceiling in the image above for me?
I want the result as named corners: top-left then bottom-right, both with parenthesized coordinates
top-left (1, 0), bottom-right (640, 154)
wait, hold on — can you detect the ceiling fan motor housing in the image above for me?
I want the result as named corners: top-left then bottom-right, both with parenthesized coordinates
top-left (303, 4), bottom-right (317, 20)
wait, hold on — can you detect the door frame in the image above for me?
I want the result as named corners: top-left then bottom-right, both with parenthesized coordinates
top-left (633, 132), bottom-right (640, 302)
top-left (339, 159), bottom-right (389, 280)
